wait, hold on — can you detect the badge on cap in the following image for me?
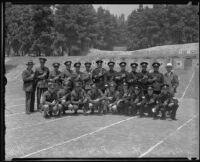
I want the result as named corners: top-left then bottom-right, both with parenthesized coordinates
top-left (26, 60), bottom-right (34, 65)
top-left (130, 63), bottom-right (138, 68)
top-left (39, 58), bottom-right (47, 62)
top-left (108, 61), bottom-right (115, 66)
top-left (152, 62), bottom-right (161, 67)
top-left (140, 62), bottom-right (148, 67)
top-left (85, 62), bottom-right (91, 66)
top-left (96, 59), bottom-right (103, 64)
top-left (53, 63), bottom-right (60, 67)
top-left (64, 61), bottom-right (72, 66)
top-left (74, 62), bottom-right (81, 67)
top-left (119, 62), bottom-right (126, 67)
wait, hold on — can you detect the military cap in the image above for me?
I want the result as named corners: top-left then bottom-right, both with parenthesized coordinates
top-left (152, 62), bottom-right (161, 67)
top-left (147, 85), bottom-right (154, 90)
top-left (166, 63), bottom-right (173, 67)
top-left (161, 84), bottom-right (169, 89)
top-left (64, 61), bottom-right (72, 66)
top-left (84, 62), bottom-right (92, 66)
top-left (74, 62), bottom-right (81, 67)
top-left (140, 62), bottom-right (148, 67)
top-left (119, 62), bottom-right (127, 67)
top-left (52, 62), bottom-right (60, 67)
top-left (39, 57), bottom-right (47, 63)
top-left (26, 60), bottom-right (34, 65)
top-left (108, 61), bottom-right (115, 66)
top-left (96, 59), bottom-right (103, 64)
top-left (130, 63), bottom-right (138, 68)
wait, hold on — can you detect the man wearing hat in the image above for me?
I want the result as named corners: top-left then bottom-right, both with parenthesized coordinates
top-left (105, 61), bottom-right (118, 84)
top-left (61, 60), bottom-right (74, 81)
top-left (117, 82), bottom-right (132, 115)
top-left (138, 62), bottom-right (150, 95)
top-left (49, 63), bottom-right (62, 91)
top-left (22, 60), bottom-right (36, 114)
top-left (142, 85), bottom-right (158, 118)
top-left (115, 61), bottom-right (129, 92)
top-left (148, 62), bottom-right (164, 95)
top-left (130, 85), bottom-right (145, 117)
top-left (128, 63), bottom-right (139, 89)
top-left (40, 81), bottom-right (62, 118)
top-left (82, 62), bottom-right (93, 92)
top-left (70, 81), bottom-right (88, 114)
top-left (92, 59), bottom-right (107, 92)
top-left (72, 62), bottom-right (84, 83)
top-left (164, 63), bottom-right (179, 97)
top-left (34, 58), bottom-right (50, 111)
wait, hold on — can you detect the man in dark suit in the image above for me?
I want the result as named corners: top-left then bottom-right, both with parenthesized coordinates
top-left (22, 60), bottom-right (35, 114)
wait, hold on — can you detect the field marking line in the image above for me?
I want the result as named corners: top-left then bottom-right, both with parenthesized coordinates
top-left (21, 116), bottom-right (137, 158)
top-left (7, 115), bottom-right (72, 131)
top-left (139, 70), bottom-right (196, 158)
top-left (139, 115), bottom-right (197, 158)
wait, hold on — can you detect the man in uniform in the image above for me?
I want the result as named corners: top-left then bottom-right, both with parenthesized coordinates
top-left (115, 62), bottom-right (129, 92)
top-left (49, 62), bottom-right (62, 91)
top-left (148, 62), bottom-right (164, 95)
top-left (61, 60), bottom-right (74, 80)
top-left (155, 84), bottom-right (179, 120)
top-left (138, 62), bottom-right (150, 95)
top-left (130, 85), bottom-right (145, 117)
top-left (22, 60), bottom-right (36, 114)
top-left (87, 83), bottom-right (105, 114)
top-left (72, 62), bottom-right (84, 84)
top-left (128, 63), bottom-right (139, 90)
top-left (105, 61), bottom-right (118, 84)
top-left (92, 59), bottom-right (107, 93)
top-left (40, 81), bottom-right (62, 118)
top-left (103, 82), bottom-right (121, 114)
top-left (70, 81), bottom-right (88, 114)
top-left (35, 57), bottom-right (50, 111)
top-left (142, 85), bottom-right (158, 118)
top-left (117, 82), bottom-right (132, 115)
top-left (57, 80), bottom-right (71, 115)
top-left (82, 62), bottom-right (93, 92)
top-left (164, 63), bottom-right (179, 97)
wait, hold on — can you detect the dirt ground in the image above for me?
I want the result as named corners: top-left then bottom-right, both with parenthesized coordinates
top-left (5, 57), bottom-right (199, 160)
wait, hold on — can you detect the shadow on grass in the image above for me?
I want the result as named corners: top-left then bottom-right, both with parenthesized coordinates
top-left (5, 64), bottom-right (18, 74)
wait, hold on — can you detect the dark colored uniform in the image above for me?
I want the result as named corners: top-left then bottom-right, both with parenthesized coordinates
top-left (22, 69), bottom-right (35, 113)
top-left (128, 71), bottom-right (139, 89)
top-left (148, 71), bottom-right (164, 94)
top-left (138, 70), bottom-right (150, 94)
top-left (115, 71), bottom-right (129, 91)
top-left (61, 69), bottom-right (74, 80)
top-left (82, 69), bottom-right (93, 91)
top-left (105, 69), bottom-right (118, 84)
top-left (49, 70), bottom-right (62, 90)
top-left (57, 88), bottom-right (71, 114)
top-left (92, 67), bottom-right (107, 92)
top-left (35, 66), bottom-right (50, 110)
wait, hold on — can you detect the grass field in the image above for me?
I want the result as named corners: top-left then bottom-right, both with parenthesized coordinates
top-left (5, 56), bottom-right (199, 160)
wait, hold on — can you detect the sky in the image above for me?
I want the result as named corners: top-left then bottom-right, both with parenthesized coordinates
top-left (93, 4), bottom-right (152, 19)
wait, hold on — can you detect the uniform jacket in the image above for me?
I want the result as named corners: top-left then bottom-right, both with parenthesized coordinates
top-left (115, 70), bottom-right (129, 86)
top-left (57, 88), bottom-right (71, 101)
top-left (49, 70), bottom-right (62, 84)
top-left (104, 89), bottom-right (120, 103)
top-left (157, 92), bottom-right (172, 105)
top-left (82, 69), bottom-right (93, 90)
top-left (105, 70), bottom-right (118, 83)
top-left (132, 91), bottom-right (144, 103)
top-left (128, 71), bottom-right (139, 85)
top-left (164, 71), bottom-right (179, 93)
top-left (87, 88), bottom-right (103, 100)
top-left (22, 69), bottom-right (35, 92)
top-left (71, 89), bottom-right (87, 102)
top-left (61, 69), bottom-right (74, 79)
top-left (42, 90), bottom-right (58, 105)
top-left (148, 71), bottom-right (164, 92)
top-left (137, 70), bottom-right (150, 90)
top-left (92, 67), bottom-right (107, 89)
top-left (143, 94), bottom-right (158, 105)
top-left (35, 66), bottom-right (50, 88)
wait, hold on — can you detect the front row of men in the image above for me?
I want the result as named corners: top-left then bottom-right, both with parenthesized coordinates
top-left (22, 58), bottom-right (179, 120)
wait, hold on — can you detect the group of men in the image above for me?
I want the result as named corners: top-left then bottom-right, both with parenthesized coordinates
top-left (22, 57), bottom-right (179, 120)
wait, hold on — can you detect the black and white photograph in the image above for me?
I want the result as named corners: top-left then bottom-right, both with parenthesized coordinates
top-left (3, 2), bottom-right (199, 160)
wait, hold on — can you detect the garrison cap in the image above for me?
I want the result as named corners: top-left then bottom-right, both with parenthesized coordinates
top-left (108, 61), bottom-right (115, 66)
top-left (64, 61), bottom-right (72, 66)
top-left (119, 62), bottom-right (127, 67)
top-left (152, 62), bottom-right (161, 67)
top-left (39, 57), bottom-right (47, 63)
top-left (130, 63), bottom-right (138, 68)
top-left (26, 60), bottom-right (34, 65)
top-left (140, 62), bottom-right (148, 67)
top-left (147, 85), bottom-right (154, 90)
top-left (52, 62), bottom-right (60, 67)
top-left (84, 62), bottom-right (91, 66)
top-left (74, 62), bottom-right (81, 67)
top-left (96, 59), bottom-right (103, 64)
top-left (161, 84), bottom-right (169, 89)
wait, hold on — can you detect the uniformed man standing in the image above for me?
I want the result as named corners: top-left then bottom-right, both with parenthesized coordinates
top-left (115, 62), bottom-right (129, 92)
top-left (164, 63), bottom-right (179, 96)
top-left (35, 58), bottom-right (50, 111)
top-left (138, 62), bottom-right (150, 95)
top-left (22, 60), bottom-right (36, 114)
top-left (72, 62), bottom-right (84, 84)
top-left (61, 61), bottom-right (74, 80)
top-left (49, 63), bottom-right (62, 91)
top-left (82, 62), bottom-right (93, 92)
top-left (105, 61), bottom-right (118, 84)
top-left (128, 63), bottom-right (139, 90)
top-left (148, 62), bottom-right (164, 95)
top-left (92, 59), bottom-right (107, 93)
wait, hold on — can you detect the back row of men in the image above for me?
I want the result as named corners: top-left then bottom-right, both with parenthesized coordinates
top-left (22, 57), bottom-right (179, 119)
